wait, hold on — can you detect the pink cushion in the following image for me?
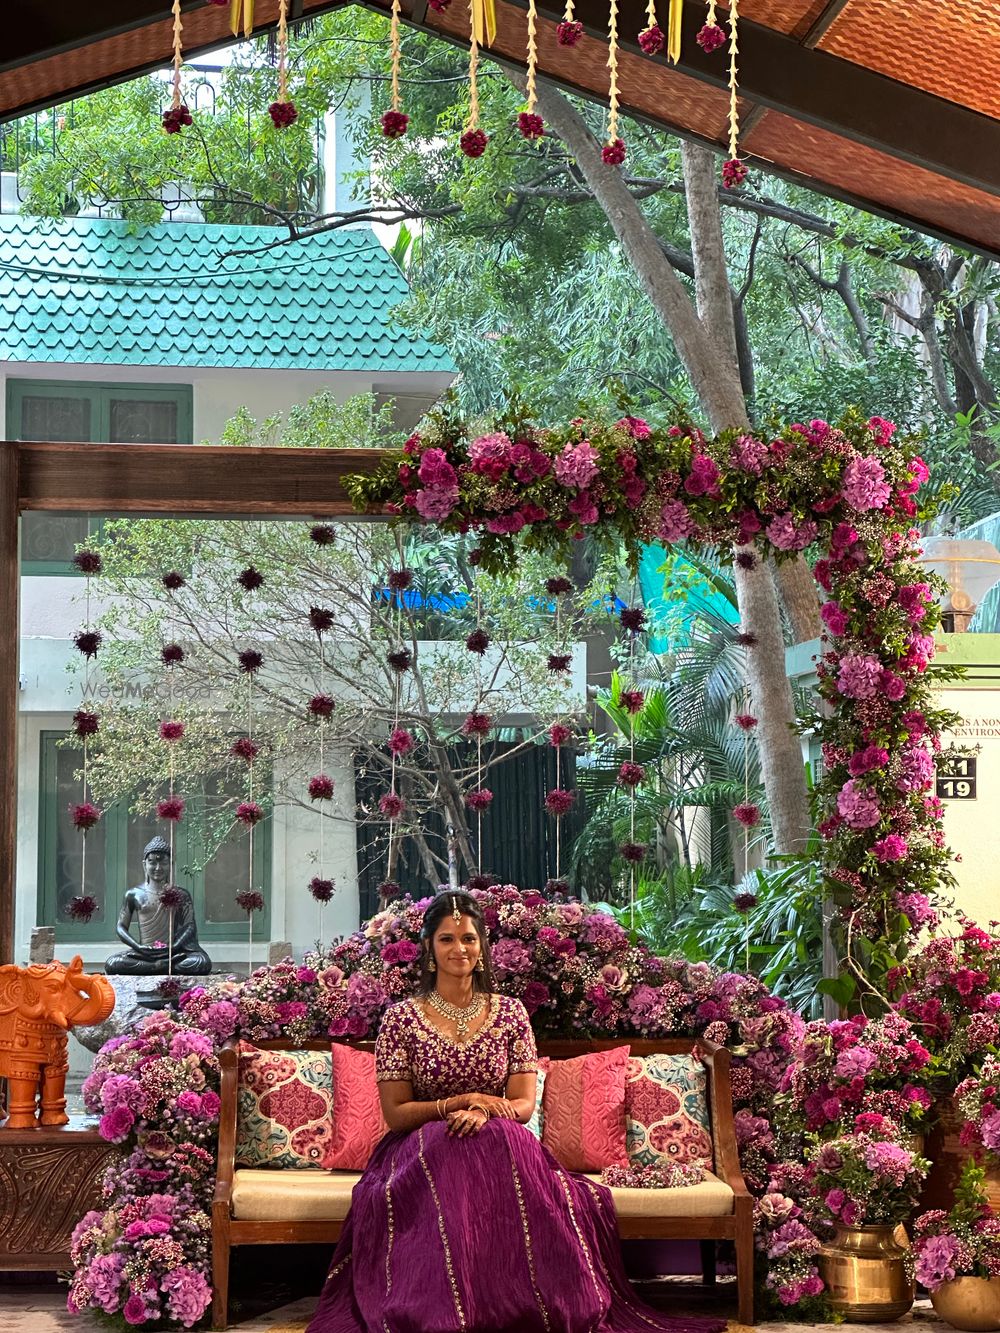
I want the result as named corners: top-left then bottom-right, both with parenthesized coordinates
top-left (324, 1043), bottom-right (389, 1171)
top-left (236, 1043), bottom-right (333, 1169)
top-left (540, 1046), bottom-right (630, 1171)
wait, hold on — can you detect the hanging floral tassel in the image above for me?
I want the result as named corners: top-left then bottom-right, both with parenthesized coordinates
top-left (68, 550), bottom-right (104, 924)
top-left (381, 0), bottom-right (409, 139)
top-left (518, 0), bottom-right (545, 140)
top-left (638, 0), bottom-right (665, 55)
top-left (543, 577), bottom-right (576, 870)
top-left (234, 648), bottom-right (265, 975)
top-left (308, 603), bottom-right (336, 944)
top-left (163, 0), bottom-right (192, 134)
top-left (721, 0), bottom-right (748, 188)
top-left (601, 0), bottom-right (626, 165)
top-left (697, 0), bottom-right (727, 51)
top-left (382, 546), bottom-right (411, 881)
top-left (462, 575), bottom-right (493, 871)
top-left (556, 0), bottom-right (583, 45)
top-left (460, 0), bottom-right (489, 158)
top-left (269, 0), bottom-right (298, 127)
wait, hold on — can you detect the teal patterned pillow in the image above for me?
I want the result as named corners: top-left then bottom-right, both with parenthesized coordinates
top-left (525, 1061), bottom-right (547, 1141)
top-left (624, 1053), bottom-right (713, 1170)
top-left (236, 1043), bottom-right (334, 1169)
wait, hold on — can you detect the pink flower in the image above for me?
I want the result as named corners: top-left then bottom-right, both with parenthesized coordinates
top-left (836, 653), bottom-right (883, 699)
top-left (879, 670), bottom-right (907, 702)
top-left (684, 452), bottom-right (721, 497)
top-left (867, 416), bottom-right (897, 446)
top-left (417, 447), bottom-right (457, 488)
top-left (872, 834), bottom-right (909, 863)
top-left (848, 744), bottom-right (889, 777)
top-left (465, 788), bottom-right (493, 811)
top-left (696, 21), bottom-right (726, 52)
top-left (308, 774), bottom-right (334, 801)
top-left (236, 801), bottom-right (264, 827)
top-left (159, 720), bottom-right (185, 742)
top-left (842, 455), bottom-right (892, 511)
top-left (548, 722), bottom-right (573, 747)
top-left (836, 779), bottom-right (880, 830)
top-left (469, 432), bottom-right (513, 476)
top-left (617, 761), bottom-right (646, 789)
top-left (616, 416), bottom-right (650, 439)
top-left (157, 796), bottom-right (185, 822)
top-left (658, 499), bottom-right (694, 542)
top-left (733, 803), bottom-right (760, 828)
top-left (414, 485), bottom-right (459, 521)
top-left (554, 440), bottom-right (600, 488)
top-left (820, 601), bottom-right (849, 637)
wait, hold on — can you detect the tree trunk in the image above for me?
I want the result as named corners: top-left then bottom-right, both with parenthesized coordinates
top-left (527, 77), bottom-right (813, 856)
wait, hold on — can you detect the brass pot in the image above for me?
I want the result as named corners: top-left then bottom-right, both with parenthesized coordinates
top-left (818, 1224), bottom-right (914, 1322)
top-left (931, 1278), bottom-right (1000, 1331)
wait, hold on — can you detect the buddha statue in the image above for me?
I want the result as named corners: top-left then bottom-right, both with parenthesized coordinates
top-left (105, 836), bottom-right (212, 975)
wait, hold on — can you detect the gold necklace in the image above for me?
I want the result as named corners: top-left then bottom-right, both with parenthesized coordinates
top-left (426, 989), bottom-right (486, 1045)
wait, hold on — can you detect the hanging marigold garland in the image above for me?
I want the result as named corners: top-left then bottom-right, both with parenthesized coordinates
top-left (381, 0), bottom-right (410, 139)
top-left (601, 0), bottom-right (626, 164)
top-left (518, 0), bottom-right (545, 140)
top-left (721, 0), bottom-right (747, 187)
top-left (460, 0), bottom-right (489, 158)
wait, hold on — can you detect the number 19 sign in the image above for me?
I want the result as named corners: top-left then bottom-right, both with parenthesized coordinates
top-left (936, 756), bottom-right (977, 801)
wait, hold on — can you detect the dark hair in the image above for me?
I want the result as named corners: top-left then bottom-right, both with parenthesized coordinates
top-left (418, 890), bottom-right (495, 995)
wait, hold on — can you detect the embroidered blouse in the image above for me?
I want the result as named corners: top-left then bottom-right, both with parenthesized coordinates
top-left (374, 993), bottom-right (538, 1100)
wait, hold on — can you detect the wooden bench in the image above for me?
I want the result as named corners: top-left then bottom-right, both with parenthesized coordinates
top-left (212, 1035), bottom-right (754, 1329)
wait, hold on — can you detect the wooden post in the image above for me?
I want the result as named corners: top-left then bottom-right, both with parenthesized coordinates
top-left (0, 442), bottom-right (18, 964)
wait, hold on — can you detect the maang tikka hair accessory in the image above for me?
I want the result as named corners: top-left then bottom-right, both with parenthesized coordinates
top-left (451, 895), bottom-right (462, 923)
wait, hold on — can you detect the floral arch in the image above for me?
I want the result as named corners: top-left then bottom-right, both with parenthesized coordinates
top-left (346, 405), bottom-right (955, 988)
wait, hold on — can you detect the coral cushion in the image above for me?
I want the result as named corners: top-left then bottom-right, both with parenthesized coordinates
top-left (625, 1053), bottom-right (713, 1170)
top-left (324, 1043), bottom-right (389, 1171)
top-left (236, 1043), bottom-right (333, 1169)
top-left (540, 1046), bottom-right (629, 1171)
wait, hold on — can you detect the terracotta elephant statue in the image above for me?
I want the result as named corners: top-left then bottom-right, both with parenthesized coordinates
top-left (0, 956), bottom-right (115, 1128)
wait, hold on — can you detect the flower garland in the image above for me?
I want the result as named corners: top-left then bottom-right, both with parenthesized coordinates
top-left (68, 549), bottom-right (104, 925)
top-left (234, 574), bottom-right (266, 970)
top-left (345, 410), bottom-right (954, 983)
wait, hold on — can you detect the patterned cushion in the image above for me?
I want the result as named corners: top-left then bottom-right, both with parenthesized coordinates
top-left (236, 1043), bottom-right (333, 1169)
top-left (525, 1061), bottom-right (547, 1141)
top-left (541, 1046), bottom-right (629, 1171)
top-left (324, 1043), bottom-right (389, 1171)
top-left (624, 1052), bottom-right (713, 1170)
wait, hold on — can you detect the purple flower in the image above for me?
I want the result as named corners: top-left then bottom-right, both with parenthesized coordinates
top-left (414, 485), bottom-right (459, 522)
top-left (162, 1266), bottom-right (213, 1327)
top-left (915, 1233), bottom-right (960, 1291)
top-left (658, 499), bottom-right (694, 542)
top-left (98, 1104), bottom-right (135, 1143)
top-left (836, 779), bottom-right (881, 830)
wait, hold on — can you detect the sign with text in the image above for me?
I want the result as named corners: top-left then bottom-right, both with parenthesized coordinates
top-left (936, 755), bottom-right (977, 801)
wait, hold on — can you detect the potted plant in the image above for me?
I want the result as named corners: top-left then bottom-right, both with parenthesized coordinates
top-left (809, 1114), bottom-right (929, 1321)
top-left (913, 1163), bottom-right (1000, 1331)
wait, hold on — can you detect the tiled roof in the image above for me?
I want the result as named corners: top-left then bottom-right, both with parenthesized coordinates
top-left (0, 214), bottom-right (455, 373)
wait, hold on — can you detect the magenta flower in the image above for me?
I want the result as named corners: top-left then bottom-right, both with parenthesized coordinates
top-left (836, 653), bottom-right (883, 699)
top-left (734, 713), bottom-right (758, 731)
top-left (70, 801), bottom-right (101, 831)
top-left (548, 722), bottom-right (573, 747)
top-left (617, 761), bottom-right (646, 789)
top-left (461, 711), bottom-right (492, 738)
top-left (389, 727), bottom-right (415, 756)
top-left (159, 720), bottom-right (185, 742)
top-left (733, 803), bottom-right (761, 828)
top-left (235, 888), bottom-right (264, 914)
top-left (157, 796), bottom-right (185, 823)
top-left (554, 440), bottom-right (600, 488)
top-left (309, 876), bottom-right (335, 903)
top-left (465, 788), bottom-right (494, 811)
top-left (230, 736), bottom-right (260, 763)
top-left (379, 791), bottom-right (405, 819)
top-left (872, 834), bottom-right (909, 863)
top-left (836, 779), bottom-right (881, 830)
top-left (235, 801), bottom-right (264, 827)
top-left (545, 788), bottom-right (577, 817)
top-left (308, 774), bottom-right (335, 801)
top-left (308, 693), bottom-right (335, 719)
top-left (658, 499), bottom-right (695, 542)
top-left (620, 689), bottom-right (645, 714)
top-left (843, 454), bottom-right (892, 511)
top-left (67, 894), bottom-right (98, 922)
top-left (696, 21), bottom-right (726, 52)
top-left (72, 709), bottom-right (100, 737)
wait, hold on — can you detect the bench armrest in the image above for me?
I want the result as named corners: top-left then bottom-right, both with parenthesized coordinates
top-left (213, 1040), bottom-right (239, 1212)
top-left (696, 1039), bottom-right (752, 1202)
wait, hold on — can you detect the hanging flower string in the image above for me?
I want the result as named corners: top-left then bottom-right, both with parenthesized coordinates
top-left (697, 0), bottom-right (727, 51)
top-left (162, 0), bottom-right (192, 134)
top-left (460, 0), bottom-right (489, 157)
top-left (543, 577), bottom-right (577, 876)
top-left (236, 635), bottom-right (265, 975)
top-left (721, 0), bottom-right (747, 188)
top-left (69, 550), bottom-right (104, 923)
top-left (638, 0), bottom-right (665, 55)
top-left (269, 0), bottom-right (298, 127)
top-left (620, 600), bottom-right (646, 929)
top-left (382, 0), bottom-right (409, 139)
top-left (556, 0), bottom-right (583, 45)
top-left (308, 601), bottom-right (336, 943)
top-left (518, 0), bottom-right (544, 140)
top-left (602, 0), bottom-right (626, 164)
top-left (463, 571), bottom-right (492, 870)
top-left (383, 540), bottom-right (412, 882)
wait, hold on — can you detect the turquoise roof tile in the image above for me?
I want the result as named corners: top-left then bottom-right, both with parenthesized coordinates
top-left (0, 215), bottom-right (454, 374)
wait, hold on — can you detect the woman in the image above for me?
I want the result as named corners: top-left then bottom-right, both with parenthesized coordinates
top-left (308, 891), bottom-right (725, 1333)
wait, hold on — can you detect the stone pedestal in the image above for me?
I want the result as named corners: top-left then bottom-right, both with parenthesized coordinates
top-left (0, 1116), bottom-right (115, 1270)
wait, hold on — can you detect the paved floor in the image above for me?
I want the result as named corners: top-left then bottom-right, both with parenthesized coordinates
top-left (0, 1284), bottom-right (955, 1333)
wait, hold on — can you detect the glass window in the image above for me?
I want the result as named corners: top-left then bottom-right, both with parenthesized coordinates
top-left (38, 732), bottom-right (270, 943)
top-left (11, 380), bottom-right (193, 573)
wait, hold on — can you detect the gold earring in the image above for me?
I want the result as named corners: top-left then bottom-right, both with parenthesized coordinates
top-left (429, 958), bottom-right (436, 972)
top-left (475, 958), bottom-right (484, 972)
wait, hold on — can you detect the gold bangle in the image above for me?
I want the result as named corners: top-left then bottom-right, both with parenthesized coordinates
top-left (467, 1102), bottom-right (490, 1120)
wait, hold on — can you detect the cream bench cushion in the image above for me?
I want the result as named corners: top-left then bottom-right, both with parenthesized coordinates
top-left (231, 1166), bottom-right (734, 1223)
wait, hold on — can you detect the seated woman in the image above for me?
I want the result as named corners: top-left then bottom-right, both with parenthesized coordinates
top-left (307, 891), bottom-right (726, 1333)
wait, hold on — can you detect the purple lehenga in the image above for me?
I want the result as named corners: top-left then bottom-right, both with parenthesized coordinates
top-left (307, 995), bottom-right (726, 1333)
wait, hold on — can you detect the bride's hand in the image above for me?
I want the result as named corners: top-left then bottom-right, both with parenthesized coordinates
top-left (446, 1107), bottom-right (488, 1137)
top-left (468, 1094), bottom-right (517, 1120)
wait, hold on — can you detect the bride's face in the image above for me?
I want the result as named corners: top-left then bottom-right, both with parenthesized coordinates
top-left (432, 914), bottom-right (482, 981)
